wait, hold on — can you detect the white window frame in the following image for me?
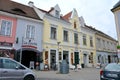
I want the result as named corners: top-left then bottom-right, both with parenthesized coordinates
top-left (26, 25), bottom-right (35, 39)
top-left (55, 10), bottom-right (60, 18)
top-left (0, 19), bottom-right (12, 36)
top-left (50, 24), bottom-right (57, 40)
top-left (74, 33), bottom-right (78, 44)
top-left (63, 30), bottom-right (68, 42)
top-left (90, 36), bottom-right (93, 47)
top-left (83, 34), bottom-right (87, 45)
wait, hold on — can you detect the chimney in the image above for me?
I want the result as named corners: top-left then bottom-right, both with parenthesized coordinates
top-left (28, 1), bottom-right (34, 7)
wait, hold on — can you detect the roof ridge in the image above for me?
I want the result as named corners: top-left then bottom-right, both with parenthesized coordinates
top-left (62, 11), bottom-right (72, 21)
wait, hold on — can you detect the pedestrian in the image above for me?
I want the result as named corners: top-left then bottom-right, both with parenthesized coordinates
top-left (74, 63), bottom-right (78, 72)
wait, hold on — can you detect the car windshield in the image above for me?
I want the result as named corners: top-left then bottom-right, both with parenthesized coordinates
top-left (105, 63), bottom-right (120, 71)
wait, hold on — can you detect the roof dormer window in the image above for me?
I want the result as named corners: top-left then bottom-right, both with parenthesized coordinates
top-left (55, 10), bottom-right (60, 18)
top-left (12, 8), bottom-right (26, 14)
top-left (74, 21), bottom-right (77, 29)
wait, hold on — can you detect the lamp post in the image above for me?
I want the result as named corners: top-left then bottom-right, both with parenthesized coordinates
top-left (57, 42), bottom-right (61, 72)
top-left (20, 37), bottom-right (23, 63)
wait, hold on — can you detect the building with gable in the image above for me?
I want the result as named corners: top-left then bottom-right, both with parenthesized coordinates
top-left (79, 17), bottom-right (96, 67)
top-left (32, 3), bottom-right (98, 68)
top-left (31, 2), bottom-right (118, 69)
top-left (32, 4), bottom-right (73, 69)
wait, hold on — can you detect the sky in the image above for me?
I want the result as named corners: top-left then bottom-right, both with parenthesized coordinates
top-left (12, 0), bottom-right (119, 40)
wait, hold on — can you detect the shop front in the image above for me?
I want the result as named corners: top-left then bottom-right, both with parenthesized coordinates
top-left (0, 42), bottom-right (15, 58)
top-left (14, 39), bottom-right (43, 69)
top-left (15, 48), bottom-right (42, 69)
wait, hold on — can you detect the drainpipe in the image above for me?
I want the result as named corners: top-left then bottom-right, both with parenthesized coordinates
top-left (57, 42), bottom-right (61, 72)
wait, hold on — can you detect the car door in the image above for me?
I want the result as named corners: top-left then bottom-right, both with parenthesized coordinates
top-left (1, 58), bottom-right (24, 80)
top-left (0, 59), bottom-right (3, 80)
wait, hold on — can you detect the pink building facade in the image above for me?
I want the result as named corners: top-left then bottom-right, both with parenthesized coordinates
top-left (0, 15), bottom-right (17, 58)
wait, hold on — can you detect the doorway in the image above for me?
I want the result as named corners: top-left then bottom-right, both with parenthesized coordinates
top-left (74, 52), bottom-right (79, 64)
top-left (108, 55), bottom-right (111, 63)
top-left (15, 48), bottom-right (41, 69)
top-left (50, 50), bottom-right (56, 70)
top-left (63, 51), bottom-right (69, 63)
top-left (83, 54), bottom-right (87, 67)
top-left (22, 50), bottom-right (36, 68)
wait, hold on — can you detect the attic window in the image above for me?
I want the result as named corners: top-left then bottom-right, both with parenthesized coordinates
top-left (74, 21), bottom-right (77, 29)
top-left (55, 10), bottom-right (60, 18)
top-left (12, 8), bottom-right (26, 14)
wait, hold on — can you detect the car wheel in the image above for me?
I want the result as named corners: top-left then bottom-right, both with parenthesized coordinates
top-left (24, 75), bottom-right (35, 80)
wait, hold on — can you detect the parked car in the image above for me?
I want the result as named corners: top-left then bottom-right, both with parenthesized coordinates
top-left (100, 63), bottom-right (120, 80)
top-left (0, 57), bottom-right (36, 80)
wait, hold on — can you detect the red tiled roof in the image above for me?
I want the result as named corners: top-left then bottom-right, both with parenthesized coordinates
top-left (0, 0), bottom-right (41, 20)
top-left (62, 11), bottom-right (72, 21)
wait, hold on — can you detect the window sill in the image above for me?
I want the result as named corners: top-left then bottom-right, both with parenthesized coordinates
top-left (50, 38), bottom-right (57, 40)
top-left (63, 40), bottom-right (69, 42)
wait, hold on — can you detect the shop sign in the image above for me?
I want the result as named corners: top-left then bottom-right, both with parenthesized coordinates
top-left (23, 41), bottom-right (37, 46)
top-left (22, 40), bottom-right (37, 49)
top-left (22, 39), bottom-right (37, 46)
top-left (0, 42), bottom-right (13, 47)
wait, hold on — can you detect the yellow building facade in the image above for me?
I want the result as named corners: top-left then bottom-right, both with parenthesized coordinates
top-left (31, 3), bottom-right (117, 69)
top-left (40, 4), bottom-right (97, 69)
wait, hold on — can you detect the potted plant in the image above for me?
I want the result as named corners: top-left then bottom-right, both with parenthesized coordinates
top-left (117, 45), bottom-right (120, 49)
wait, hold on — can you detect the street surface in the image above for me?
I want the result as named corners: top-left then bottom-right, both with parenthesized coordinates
top-left (33, 68), bottom-right (100, 80)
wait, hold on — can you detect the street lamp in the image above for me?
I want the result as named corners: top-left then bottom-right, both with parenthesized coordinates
top-left (20, 37), bottom-right (24, 63)
top-left (57, 42), bottom-right (61, 72)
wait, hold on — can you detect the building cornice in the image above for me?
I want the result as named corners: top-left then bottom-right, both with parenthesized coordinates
top-left (96, 50), bottom-right (117, 53)
top-left (111, 6), bottom-right (120, 12)
top-left (43, 42), bottom-right (95, 51)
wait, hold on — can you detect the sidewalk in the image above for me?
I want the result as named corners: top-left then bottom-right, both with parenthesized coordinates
top-left (33, 68), bottom-right (100, 80)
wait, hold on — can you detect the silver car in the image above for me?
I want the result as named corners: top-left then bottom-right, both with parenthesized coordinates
top-left (0, 57), bottom-right (36, 80)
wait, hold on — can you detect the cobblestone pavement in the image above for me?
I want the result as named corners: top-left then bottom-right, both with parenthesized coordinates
top-left (34, 68), bottom-right (100, 80)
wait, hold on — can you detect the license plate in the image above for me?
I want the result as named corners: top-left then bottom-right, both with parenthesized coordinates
top-left (107, 73), bottom-right (118, 78)
top-left (110, 79), bottom-right (115, 80)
